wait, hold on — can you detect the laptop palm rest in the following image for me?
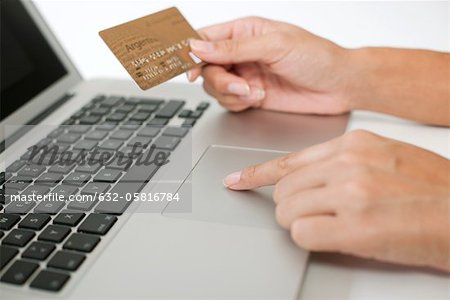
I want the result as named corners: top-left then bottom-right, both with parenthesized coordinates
top-left (162, 145), bottom-right (287, 230)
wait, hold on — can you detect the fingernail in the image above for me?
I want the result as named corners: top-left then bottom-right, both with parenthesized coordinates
top-left (186, 71), bottom-right (193, 82)
top-left (227, 82), bottom-right (250, 96)
top-left (190, 39), bottom-right (214, 53)
top-left (240, 86), bottom-right (265, 102)
top-left (223, 171), bottom-right (241, 187)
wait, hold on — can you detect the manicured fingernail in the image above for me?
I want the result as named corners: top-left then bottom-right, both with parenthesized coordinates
top-left (223, 171), bottom-right (241, 187)
top-left (190, 39), bottom-right (214, 52)
top-left (240, 86), bottom-right (265, 102)
top-left (227, 82), bottom-right (250, 96)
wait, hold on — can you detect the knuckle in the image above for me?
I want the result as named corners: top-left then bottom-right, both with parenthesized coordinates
top-left (277, 152), bottom-right (295, 172)
top-left (343, 179), bottom-right (373, 211)
top-left (336, 151), bottom-right (361, 165)
top-left (290, 223), bottom-right (315, 250)
top-left (219, 39), bottom-right (239, 55)
top-left (344, 129), bottom-right (375, 145)
top-left (275, 203), bottom-right (289, 229)
top-left (241, 164), bottom-right (258, 182)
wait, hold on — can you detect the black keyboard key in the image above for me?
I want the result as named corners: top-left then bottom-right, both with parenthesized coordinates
top-left (80, 182), bottom-right (110, 195)
top-left (153, 136), bottom-right (180, 150)
top-left (0, 260), bottom-right (38, 285)
top-left (139, 104), bottom-right (158, 112)
top-left (3, 229), bottom-right (35, 247)
top-left (49, 163), bottom-right (75, 174)
top-left (5, 201), bottom-right (36, 215)
top-left (7, 160), bottom-right (26, 173)
top-left (22, 241), bottom-right (55, 260)
top-left (34, 201), bottom-right (65, 215)
top-left (19, 214), bottom-right (51, 230)
top-left (182, 119), bottom-right (196, 127)
top-left (79, 115), bottom-right (101, 125)
top-left (64, 172), bottom-right (91, 186)
top-left (0, 230), bottom-right (3, 237)
top-left (21, 185), bottom-right (50, 197)
top-left (78, 214), bottom-right (117, 235)
top-left (91, 94), bottom-right (106, 103)
top-left (128, 136), bottom-right (152, 148)
top-left (5, 176), bottom-right (32, 190)
top-left (38, 225), bottom-right (71, 243)
top-left (110, 130), bottom-right (133, 140)
top-left (30, 152), bottom-right (59, 165)
top-left (57, 133), bottom-right (81, 144)
top-left (178, 109), bottom-right (192, 118)
top-left (89, 107), bottom-right (110, 115)
top-left (147, 118), bottom-right (168, 126)
top-left (94, 151), bottom-right (163, 214)
top-left (0, 214), bottom-right (20, 230)
top-left (190, 110), bottom-right (203, 118)
top-left (155, 100), bottom-right (184, 118)
top-left (130, 112), bottom-right (150, 121)
top-left (0, 172), bottom-right (5, 185)
top-left (99, 139), bottom-right (123, 151)
top-left (115, 104), bottom-right (135, 113)
top-left (120, 146), bottom-right (144, 158)
top-left (196, 101), bottom-right (210, 110)
top-left (52, 185), bottom-right (78, 200)
top-left (30, 270), bottom-right (70, 291)
top-left (47, 128), bottom-right (65, 138)
top-left (48, 250), bottom-right (85, 271)
top-left (67, 125), bottom-right (90, 133)
top-left (106, 157), bottom-right (132, 171)
top-left (18, 165), bottom-right (46, 178)
top-left (85, 130), bottom-right (108, 140)
top-left (96, 123), bottom-right (116, 131)
top-left (67, 198), bottom-right (97, 211)
top-left (35, 172), bottom-right (64, 186)
top-left (162, 127), bottom-right (189, 137)
top-left (106, 112), bottom-right (127, 122)
top-left (54, 211), bottom-right (85, 227)
top-left (100, 96), bottom-right (124, 107)
top-left (64, 233), bottom-right (100, 253)
top-left (127, 97), bottom-right (164, 105)
top-left (75, 163), bottom-right (101, 174)
top-left (121, 123), bottom-right (141, 130)
top-left (137, 127), bottom-right (160, 137)
top-left (0, 245), bottom-right (18, 270)
top-left (94, 169), bottom-right (122, 183)
top-left (73, 140), bottom-right (98, 151)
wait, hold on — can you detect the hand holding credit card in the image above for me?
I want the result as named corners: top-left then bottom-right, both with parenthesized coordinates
top-left (99, 7), bottom-right (203, 90)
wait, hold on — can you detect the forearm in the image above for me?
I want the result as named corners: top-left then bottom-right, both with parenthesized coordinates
top-left (347, 48), bottom-right (449, 126)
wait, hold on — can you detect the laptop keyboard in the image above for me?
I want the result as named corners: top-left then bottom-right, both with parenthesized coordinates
top-left (0, 95), bottom-right (209, 292)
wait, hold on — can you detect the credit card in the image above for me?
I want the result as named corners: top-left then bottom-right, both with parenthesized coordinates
top-left (99, 7), bottom-right (203, 90)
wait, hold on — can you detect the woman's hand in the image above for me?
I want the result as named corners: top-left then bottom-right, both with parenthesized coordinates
top-left (223, 130), bottom-right (450, 271)
top-left (188, 17), bottom-right (353, 114)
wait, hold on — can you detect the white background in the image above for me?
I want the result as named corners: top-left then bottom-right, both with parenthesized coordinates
top-left (35, 0), bottom-right (449, 82)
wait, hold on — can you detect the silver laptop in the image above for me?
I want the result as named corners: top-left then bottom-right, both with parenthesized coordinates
top-left (0, 1), bottom-right (348, 299)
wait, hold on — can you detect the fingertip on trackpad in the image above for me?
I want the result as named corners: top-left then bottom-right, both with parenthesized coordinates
top-left (162, 145), bottom-right (286, 230)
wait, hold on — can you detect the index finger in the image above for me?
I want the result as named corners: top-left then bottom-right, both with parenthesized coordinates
top-left (223, 136), bottom-right (344, 190)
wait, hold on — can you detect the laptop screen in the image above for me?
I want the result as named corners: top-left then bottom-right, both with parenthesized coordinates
top-left (0, 0), bottom-right (67, 121)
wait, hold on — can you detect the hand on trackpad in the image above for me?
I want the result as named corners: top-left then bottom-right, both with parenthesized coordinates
top-left (162, 146), bottom-right (286, 230)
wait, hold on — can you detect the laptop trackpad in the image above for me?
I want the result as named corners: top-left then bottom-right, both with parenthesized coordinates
top-left (162, 145), bottom-right (286, 230)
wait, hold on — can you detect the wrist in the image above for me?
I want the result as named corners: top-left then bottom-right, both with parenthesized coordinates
top-left (344, 47), bottom-right (379, 111)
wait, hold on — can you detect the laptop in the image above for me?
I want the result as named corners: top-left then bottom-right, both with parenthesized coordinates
top-left (0, 0), bottom-right (348, 299)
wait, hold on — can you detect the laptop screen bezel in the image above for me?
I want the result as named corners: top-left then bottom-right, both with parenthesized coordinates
top-left (0, 0), bottom-right (82, 144)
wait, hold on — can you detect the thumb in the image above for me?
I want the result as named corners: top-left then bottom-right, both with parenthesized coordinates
top-left (189, 34), bottom-right (282, 65)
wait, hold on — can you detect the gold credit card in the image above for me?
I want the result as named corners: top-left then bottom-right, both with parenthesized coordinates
top-left (99, 7), bottom-right (202, 90)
